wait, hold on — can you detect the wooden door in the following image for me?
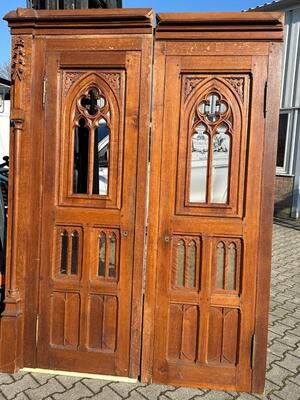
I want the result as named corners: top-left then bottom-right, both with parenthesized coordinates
top-left (36, 40), bottom-right (151, 376)
top-left (143, 13), bottom-right (283, 393)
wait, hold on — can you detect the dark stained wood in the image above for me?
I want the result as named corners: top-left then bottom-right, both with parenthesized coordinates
top-left (1, 8), bottom-right (283, 394)
top-left (142, 12), bottom-right (283, 393)
top-left (1, 8), bottom-right (153, 378)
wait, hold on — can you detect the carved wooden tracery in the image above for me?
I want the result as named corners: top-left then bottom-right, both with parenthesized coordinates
top-left (189, 88), bottom-right (233, 205)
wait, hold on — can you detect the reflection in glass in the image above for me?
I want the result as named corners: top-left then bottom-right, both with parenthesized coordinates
top-left (190, 124), bottom-right (209, 203)
top-left (60, 230), bottom-right (68, 275)
top-left (212, 124), bottom-right (230, 204)
top-left (177, 240), bottom-right (185, 287)
top-left (71, 231), bottom-right (79, 275)
top-left (93, 118), bottom-right (109, 196)
top-left (216, 242), bottom-right (225, 289)
top-left (80, 88), bottom-right (105, 116)
top-left (188, 241), bottom-right (196, 288)
top-left (199, 93), bottom-right (227, 123)
top-left (98, 232), bottom-right (106, 277)
top-left (73, 118), bottom-right (89, 194)
top-left (109, 233), bottom-right (117, 278)
top-left (228, 243), bottom-right (237, 290)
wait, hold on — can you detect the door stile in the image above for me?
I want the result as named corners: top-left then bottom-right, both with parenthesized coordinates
top-left (141, 42), bottom-right (166, 383)
top-left (235, 56), bottom-right (269, 390)
top-left (252, 42), bottom-right (283, 393)
top-left (23, 37), bottom-right (47, 368)
top-left (129, 35), bottom-right (153, 378)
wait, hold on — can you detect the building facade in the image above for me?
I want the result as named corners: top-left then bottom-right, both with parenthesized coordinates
top-left (250, 0), bottom-right (300, 219)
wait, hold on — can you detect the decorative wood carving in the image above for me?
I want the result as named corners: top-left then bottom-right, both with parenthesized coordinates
top-left (11, 38), bottom-right (25, 82)
top-left (99, 73), bottom-right (121, 97)
top-left (225, 77), bottom-right (245, 102)
top-left (63, 72), bottom-right (121, 98)
top-left (63, 72), bottom-right (84, 97)
top-left (184, 77), bottom-right (205, 101)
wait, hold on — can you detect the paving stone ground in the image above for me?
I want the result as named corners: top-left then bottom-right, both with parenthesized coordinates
top-left (0, 223), bottom-right (299, 400)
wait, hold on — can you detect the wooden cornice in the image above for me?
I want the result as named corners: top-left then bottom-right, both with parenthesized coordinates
top-left (4, 8), bottom-right (154, 34)
top-left (155, 12), bottom-right (284, 41)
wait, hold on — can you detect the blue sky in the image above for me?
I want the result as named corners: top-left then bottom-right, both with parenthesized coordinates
top-left (0, 0), bottom-right (264, 64)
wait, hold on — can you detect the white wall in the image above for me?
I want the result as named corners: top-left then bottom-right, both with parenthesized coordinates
top-left (0, 100), bottom-right (10, 163)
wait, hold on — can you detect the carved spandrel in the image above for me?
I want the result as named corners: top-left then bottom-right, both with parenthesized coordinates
top-left (224, 77), bottom-right (245, 102)
top-left (63, 72), bottom-right (84, 97)
top-left (11, 37), bottom-right (25, 82)
top-left (63, 71), bottom-right (121, 98)
top-left (184, 77), bottom-right (205, 102)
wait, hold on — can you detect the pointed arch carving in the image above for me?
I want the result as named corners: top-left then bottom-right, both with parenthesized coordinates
top-left (60, 71), bottom-right (123, 208)
top-left (176, 75), bottom-right (248, 217)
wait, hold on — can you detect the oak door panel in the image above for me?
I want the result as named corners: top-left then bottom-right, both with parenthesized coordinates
top-left (149, 51), bottom-right (268, 391)
top-left (37, 49), bottom-right (144, 376)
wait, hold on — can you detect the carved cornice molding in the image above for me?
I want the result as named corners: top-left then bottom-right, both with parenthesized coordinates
top-left (11, 37), bottom-right (26, 83)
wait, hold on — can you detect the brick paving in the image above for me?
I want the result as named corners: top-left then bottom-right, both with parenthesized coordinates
top-left (0, 223), bottom-right (299, 400)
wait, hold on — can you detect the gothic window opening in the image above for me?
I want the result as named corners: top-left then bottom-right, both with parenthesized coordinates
top-left (189, 90), bottom-right (232, 205)
top-left (72, 85), bottom-right (111, 196)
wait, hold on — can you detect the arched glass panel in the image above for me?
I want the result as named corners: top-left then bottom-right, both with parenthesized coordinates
top-left (228, 243), bottom-right (237, 290)
top-left (190, 124), bottom-right (209, 203)
top-left (93, 118), bottom-right (110, 196)
top-left (212, 123), bottom-right (231, 204)
top-left (60, 230), bottom-right (68, 275)
top-left (98, 232), bottom-right (106, 277)
top-left (71, 231), bottom-right (79, 275)
top-left (109, 233), bottom-right (117, 278)
top-left (73, 118), bottom-right (89, 194)
top-left (216, 242), bottom-right (225, 289)
top-left (188, 240), bottom-right (196, 288)
top-left (177, 240), bottom-right (185, 287)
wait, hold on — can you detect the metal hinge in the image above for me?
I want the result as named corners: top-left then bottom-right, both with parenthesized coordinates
top-left (251, 333), bottom-right (256, 369)
top-left (264, 82), bottom-right (268, 118)
top-left (36, 314), bottom-right (40, 345)
top-left (42, 77), bottom-right (47, 109)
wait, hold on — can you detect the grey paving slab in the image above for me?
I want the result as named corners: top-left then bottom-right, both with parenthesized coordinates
top-left (0, 223), bottom-right (299, 400)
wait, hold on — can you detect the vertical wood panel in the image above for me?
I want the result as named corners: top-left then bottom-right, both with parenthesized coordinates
top-left (64, 293), bottom-right (80, 347)
top-left (88, 295), bottom-right (104, 349)
top-left (182, 305), bottom-right (198, 362)
top-left (167, 304), bottom-right (183, 360)
top-left (50, 292), bottom-right (65, 346)
top-left (103, 296), bottom-right (118, 352)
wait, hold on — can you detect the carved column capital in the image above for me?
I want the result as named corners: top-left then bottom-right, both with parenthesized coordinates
top-left (10, 109), bottom-right (25, 132)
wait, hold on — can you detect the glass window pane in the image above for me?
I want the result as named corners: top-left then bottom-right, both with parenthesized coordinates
top-left (60, 230), bottom-right (68, 275)
top-left (98, 232), bottom-right (106, 277)
top-left (228, 243), bottom-right (237, 290)
top-left (190, 124), bottom-right (209, 203)
top-left (71, 231), bottom-right (79, 275)
top-left (216, 242), bottom-right (225, 289)
top-left (276, 113), bottom-right (289, 168)
top-left (73, 118), bottom-right (89, 194)
top-left (93, 118), bottom-right (109, 196)
top-left (212, 124), bottom-right (230, 204)
top-left (177, 240), bottom-right (185, 287)
top-left (188, 240), bottom-right (196, 288)
top-left (109, 233), bottom-right (117, 278)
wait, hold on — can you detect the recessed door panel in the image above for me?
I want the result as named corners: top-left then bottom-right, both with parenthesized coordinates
top-left (147, 51), bottom-right (269, 391)
top-left (37, 46), bottom-right (150, 377)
